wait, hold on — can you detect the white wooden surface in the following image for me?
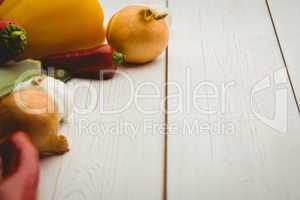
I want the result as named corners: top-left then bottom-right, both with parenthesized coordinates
top-left (39, 0), bottom-right (166, 199)
top-left (168, 0), bottom-right (300, 200)
top-left (38, 0), bottom-right (300, 200)
top-left (267, 0), bottom-right (300, 109)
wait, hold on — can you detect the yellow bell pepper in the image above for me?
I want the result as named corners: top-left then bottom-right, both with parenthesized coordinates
top-left (0, 0), bottom-right (106, 59)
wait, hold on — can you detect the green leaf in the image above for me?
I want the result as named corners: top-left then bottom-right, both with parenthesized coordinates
top-left (0, 59), bottom-right (42, 98)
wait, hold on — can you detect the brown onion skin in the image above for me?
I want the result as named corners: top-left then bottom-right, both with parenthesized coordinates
top-left (107, 5), bottom-right (169, 64)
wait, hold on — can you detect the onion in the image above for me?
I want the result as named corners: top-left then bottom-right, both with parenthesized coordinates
top-left (107, 5), bottom-right (169, 64)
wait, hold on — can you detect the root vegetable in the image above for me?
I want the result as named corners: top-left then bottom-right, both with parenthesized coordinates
top-left (0, 89), bottom-right (69, 156)
top-left (107, 5), bottom-right (169, 64)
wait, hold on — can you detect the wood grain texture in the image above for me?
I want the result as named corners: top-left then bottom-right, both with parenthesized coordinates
top-left (38, 79), bottom-right (93, 200)
top-left (168, 0), bottom-right (300, 200)
top-left (38, 0), bottom-right (167, 199)
top-left (267, 0), bottom-right (300, 109)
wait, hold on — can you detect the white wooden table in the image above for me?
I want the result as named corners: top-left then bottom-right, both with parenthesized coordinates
top-left (39, 0), bottom-right (300, 200)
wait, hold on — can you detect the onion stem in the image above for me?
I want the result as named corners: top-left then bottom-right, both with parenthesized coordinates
top-left (143, 8), bottom-right (168, 21)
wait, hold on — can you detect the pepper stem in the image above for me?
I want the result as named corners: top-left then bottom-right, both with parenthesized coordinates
top-left (0, 24), bottom-right (27, 64)
top-left (10, 31), bottom-right (24, 38)
top-left (113, 51), bottom-right (126, 65)
top-left (143, 8), bottom-right (168, 22)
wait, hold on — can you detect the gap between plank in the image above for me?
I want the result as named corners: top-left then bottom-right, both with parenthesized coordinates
top-left (265, 0), bottom-right (300, 112)
top-left (163, 1), bottom-right (169, 200)
top-left (163, 47), bottom-right (169, 200)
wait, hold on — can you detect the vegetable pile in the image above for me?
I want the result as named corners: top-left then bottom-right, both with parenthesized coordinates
top-left (0, 2), bottom-right (169, 81)
top-left (0, 0), bottom-right (169, 197)
top-left (0, 1), bottom-right (170, 149)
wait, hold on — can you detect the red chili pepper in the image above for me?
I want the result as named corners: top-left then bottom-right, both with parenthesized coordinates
top-left (0, 132), bottom-right (40, 200)
top-left (0, 20), bottom-right (27, 64)
top-left (42, 44), bottom-right (125, 80)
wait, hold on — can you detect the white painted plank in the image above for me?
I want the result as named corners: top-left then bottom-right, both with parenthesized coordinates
top-left (39, 0), bottom-right (166, 199)
top-left (168, 0), bottom-right (300, 200)
top-left (38, 79), bottom-right (93, 200)
top-left (267, 0), bottom-right (300, 109)
top-left (50, 59), bottom-right (166, 200)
